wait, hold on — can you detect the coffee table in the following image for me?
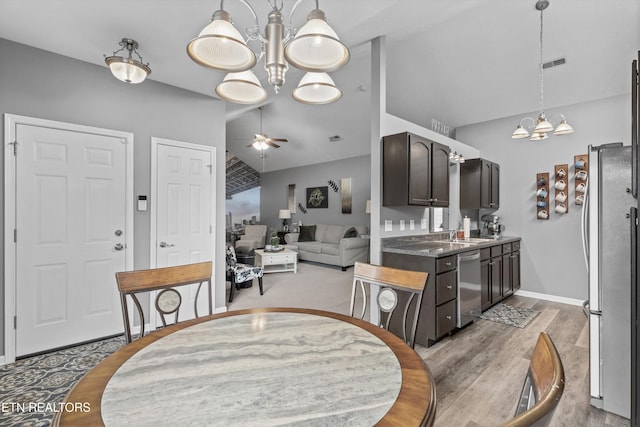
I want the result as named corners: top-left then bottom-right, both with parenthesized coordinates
top-left (255, 248), bottom-right (297, 273)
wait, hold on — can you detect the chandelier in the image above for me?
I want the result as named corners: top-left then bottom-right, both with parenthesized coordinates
top-left (187, 0), bottom-right (349, 105)
top-left (104, 38), bottom-right (151, 84)
top-left (512, 0), bottom-right (574, 141)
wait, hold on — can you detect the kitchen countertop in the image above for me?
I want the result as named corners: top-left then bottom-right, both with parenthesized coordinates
top-left (382, 234), bottom-right (521, 258)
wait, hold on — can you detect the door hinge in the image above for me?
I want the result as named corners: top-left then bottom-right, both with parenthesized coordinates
top-left (206, 164), bottom-right (213, 174)
top-left (9, 141), bottom-right (17, 156)
top-left (14, 229), bottom-right (16, 242)
top-left (210, 225), bottom-right (213, 234)
top-left (14, 316), bottom-right (17, 329)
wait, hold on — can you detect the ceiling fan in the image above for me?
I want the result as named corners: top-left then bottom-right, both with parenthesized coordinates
top-left (248, 107), bottom-right (288, 150)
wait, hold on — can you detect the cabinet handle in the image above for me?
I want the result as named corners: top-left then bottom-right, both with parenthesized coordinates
top-left (445, 315), bottom-right (452, 320)
top-left (488, 261), bottom-right (495, 265)
top-left (445, 262), bottom-right (452, 266)
top-left (510, 255), bottom-right (517, 259)
top-left (446, 285), bottom-right (452, 289)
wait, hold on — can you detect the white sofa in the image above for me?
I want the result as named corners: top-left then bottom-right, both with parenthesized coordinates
top-left (284, 224), bottom-right (369, 271)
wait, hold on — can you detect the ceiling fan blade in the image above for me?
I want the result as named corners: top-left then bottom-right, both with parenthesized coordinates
top-left (265, 140), bottom-right (281, 148)
top-left (269, 138), bottom-right (288, 142)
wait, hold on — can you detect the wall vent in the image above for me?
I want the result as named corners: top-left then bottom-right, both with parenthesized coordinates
top-left (328, 135), bottom-right (343, 142)
top-left (542, 57), bottom-right (566, 69)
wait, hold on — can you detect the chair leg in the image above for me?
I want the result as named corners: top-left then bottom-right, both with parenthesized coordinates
top-left (229, 276), bottom-right (235, 303)
top-left (258, 277), bottom-right (264, 295)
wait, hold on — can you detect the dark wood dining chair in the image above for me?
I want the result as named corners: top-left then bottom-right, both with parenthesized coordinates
top-left (500, 331), bottom-right (565, 427)
top-left (116, 261), bottom-right (213, 343)
top-left (350, 261), bottom-right (428, 348)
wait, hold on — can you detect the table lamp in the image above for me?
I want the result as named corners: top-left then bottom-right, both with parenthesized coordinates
top-left (279, 209), bottom-right (291, 231)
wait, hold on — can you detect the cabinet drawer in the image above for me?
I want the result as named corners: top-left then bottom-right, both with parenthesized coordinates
top-left (436, 270), bottom-right (457, 305)
top-left (512, 241), bottom-right (521, 251)
top-left (490, 245), bottom-right (502, 257)
top-left (502, 243), bottom-right (512, 253)
top-left (262, 254), bottom-right (295, 265)
top-left (480, 248), bottom-right (491, 260)
top-left (436, 255), bottom-right (456, 273)
top-left (436, 299), bottom-right (457, 338)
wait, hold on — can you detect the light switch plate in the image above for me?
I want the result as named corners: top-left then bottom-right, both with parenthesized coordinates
top-left (410, 220), bottom-right (415, 230)
top-left (385, 220), bottom-right (392, 231)
top-left (421, 219), bottom-right (427, 229)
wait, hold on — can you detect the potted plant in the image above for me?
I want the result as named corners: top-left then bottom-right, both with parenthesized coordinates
top-left (269, 229), bottom-right (280, 249)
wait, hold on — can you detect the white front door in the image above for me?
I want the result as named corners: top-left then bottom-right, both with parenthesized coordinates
top-left (7, 117), bottom-right (133, 358)
top-left (151, 138), bottom-right (215, 322)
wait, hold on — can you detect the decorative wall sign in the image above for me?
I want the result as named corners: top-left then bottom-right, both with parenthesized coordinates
top-left (288, 184), bottom-right (296, 213)
top-left (340, 177), bottom-right (352, 214)
top-left (298, 203), bottom-right (307, 214)
top-left (328, 179), bottom-right (339, 192)
top-left (306, 186), bottom-right (328, 208)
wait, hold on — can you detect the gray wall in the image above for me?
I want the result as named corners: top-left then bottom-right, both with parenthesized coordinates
top-left (260, 155), bottom-right (371, 233)
top-left (456, 94), bottom-right (631, 301)
top-left (0, 39), bottom-right (228, 356)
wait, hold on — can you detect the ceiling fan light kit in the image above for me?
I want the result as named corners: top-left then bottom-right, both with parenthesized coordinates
top-left (104, 38), bottom-right (151, 84)
top-left (187, 0), bottom-right (349, 105)
top-left (511, 0), bottom-right (575, 141)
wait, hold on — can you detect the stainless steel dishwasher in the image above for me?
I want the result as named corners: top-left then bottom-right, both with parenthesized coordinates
top-left (457, 251), bottom-right (481, 328)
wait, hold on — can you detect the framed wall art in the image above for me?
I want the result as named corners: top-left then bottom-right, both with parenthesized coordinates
top-left (306, 186), bottom-right (328, 208)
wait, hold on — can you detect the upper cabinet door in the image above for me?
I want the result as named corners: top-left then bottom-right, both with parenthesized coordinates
top-left (409, 138), bottom-right (432, 205)
top-left (430, 142), bottom-right (450, 207)
top-left (480, 160), bottom-right (492, 208)
top-left (490, 162), bottom-right (500, 209)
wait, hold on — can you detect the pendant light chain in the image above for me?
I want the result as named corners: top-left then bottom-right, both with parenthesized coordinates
top-left (539, 6), bottom-right (544, 115)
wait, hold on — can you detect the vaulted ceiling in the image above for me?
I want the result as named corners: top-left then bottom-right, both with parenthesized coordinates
top-left (2, 0), bottom-right (638, 173)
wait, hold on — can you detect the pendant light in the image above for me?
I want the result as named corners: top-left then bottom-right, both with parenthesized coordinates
top-left (292, 72), bottom-right (342, 104)
top-left (511, 1), bottom-right (575, 141)
top-left (104, 38), bottom-right (151, 84)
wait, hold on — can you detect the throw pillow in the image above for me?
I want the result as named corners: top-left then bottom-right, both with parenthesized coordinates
top-left (298, 225), bottom-right (316, 242)
top-left (343, 227), bottom-right (358, 238)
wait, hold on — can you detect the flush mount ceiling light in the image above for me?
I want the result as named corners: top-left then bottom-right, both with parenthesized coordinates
top-left (511, 0), bottom-right (575, 141)
top-left (104, 38), bottom-right (151, 84)
top-left (187, 0), bottom-right (349, 105)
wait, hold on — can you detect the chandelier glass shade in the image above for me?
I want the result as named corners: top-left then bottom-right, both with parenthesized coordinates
top-left (104, 38), bottom-right (151, 84)
top-left (292, 72), bottom-right (342, 104)
top-left (215, 70), bottom-right (268, 104)
top-left (187, 0), bottom-right (349, 105)
top-left (511, 0), bottom-right (574, 141)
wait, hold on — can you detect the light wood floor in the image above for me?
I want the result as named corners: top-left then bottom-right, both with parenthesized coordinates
top-left (417, 295), bottom-right (630, 427)
top-left (227, 263), bottom-right (630, 426)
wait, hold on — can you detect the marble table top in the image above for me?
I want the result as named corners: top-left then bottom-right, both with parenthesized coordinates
top-left (101, 311), bottom-right (402, 426)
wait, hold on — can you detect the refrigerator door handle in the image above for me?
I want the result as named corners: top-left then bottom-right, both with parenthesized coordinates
top-left (581, 180), bottom-right (590, 271)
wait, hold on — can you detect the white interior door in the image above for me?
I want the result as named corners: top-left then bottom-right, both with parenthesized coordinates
top-left (152, 138), bottom-right (215, 322)
top-left (11, 120), bottom-right (132, 357)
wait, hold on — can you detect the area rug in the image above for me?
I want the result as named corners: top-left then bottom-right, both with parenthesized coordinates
top-left (0, 335), bottom-right (126, 427)
top-left (480, 303), bottom-right (540, 328)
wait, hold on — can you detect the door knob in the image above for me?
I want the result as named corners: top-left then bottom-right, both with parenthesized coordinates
top-left (114, 243), bottom-right (124, 251)
top-left (159, 241), bottom-right (175, 248)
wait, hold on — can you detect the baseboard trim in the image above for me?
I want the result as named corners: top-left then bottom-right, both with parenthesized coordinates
top-left (514, 290), bottom-right (584, 307)
top-left (215, 306), bottom-right (228, 314)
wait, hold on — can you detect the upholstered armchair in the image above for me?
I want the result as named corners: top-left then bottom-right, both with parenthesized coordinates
top-left (226, 245), bottom-right (263, 303)
top-left (235, 224), bottom-right (267, 251)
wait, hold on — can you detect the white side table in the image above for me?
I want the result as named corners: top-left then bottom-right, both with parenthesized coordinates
top-left (255, 248), bottom-right (298, 273)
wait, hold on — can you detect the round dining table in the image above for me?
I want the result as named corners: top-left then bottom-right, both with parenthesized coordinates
top-left (53, 307), bottom-right (436, 426)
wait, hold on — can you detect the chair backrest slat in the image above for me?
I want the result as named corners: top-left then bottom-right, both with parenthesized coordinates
top-left (350, 262), bottom-right (428, 348)
top-left (501, 331), bottom-right (565, 427)
top-left (116, 261), bottom-right (213, 343)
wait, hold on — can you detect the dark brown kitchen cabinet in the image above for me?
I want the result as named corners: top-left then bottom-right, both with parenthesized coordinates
top-left (480, 239), bottom-right (522, 312)
top-left (460, 158), bottom-right (500, 209)
top-left (382, 252), bottom-right (457, 347)
top-left (383, 132), bottom-right (450, 207)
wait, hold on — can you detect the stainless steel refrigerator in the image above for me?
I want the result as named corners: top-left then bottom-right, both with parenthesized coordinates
top-left (582, 143), bottom-right (634, 418)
